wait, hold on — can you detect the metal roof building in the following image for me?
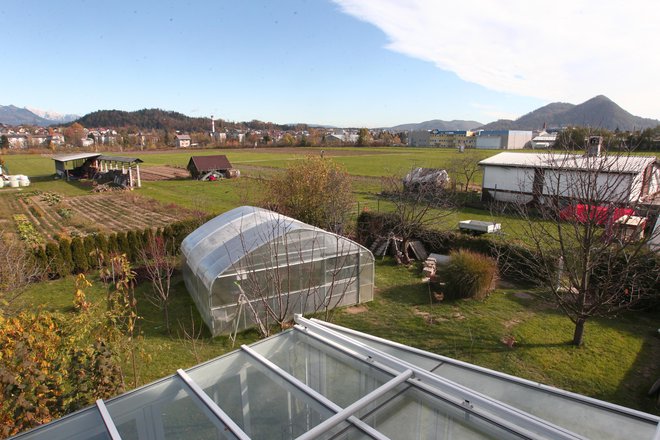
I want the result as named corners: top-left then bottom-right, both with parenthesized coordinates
top-left (12, 315), bottom-right (660, 440)
top-left (181, 206), bottom-right (375, 336)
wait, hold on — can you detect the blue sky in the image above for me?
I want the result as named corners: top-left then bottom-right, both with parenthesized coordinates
top-left (2, 0), bottom-right (658, 127)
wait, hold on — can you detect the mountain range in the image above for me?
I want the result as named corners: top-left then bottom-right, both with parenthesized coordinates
top-left (1, 95), bottom-right (658, 131)
top-left (476, 95), bottom-right (660, 131)
top-left (0, 105), bottom-right (78, 126)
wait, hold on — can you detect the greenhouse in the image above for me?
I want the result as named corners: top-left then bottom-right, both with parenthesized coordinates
top-left (13, 315), bottom-right (660, 440)
top-left (180, 206), bottom-right (375, 336)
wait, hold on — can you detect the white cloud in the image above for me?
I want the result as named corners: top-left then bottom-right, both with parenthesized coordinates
top-left (333, 0), bottom-right (660, 119)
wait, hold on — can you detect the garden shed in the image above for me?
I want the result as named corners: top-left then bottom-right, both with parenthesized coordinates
top-left (187, 155), bottom-right (238, 180)
top-left (181, 206), bottom-right (375, 336)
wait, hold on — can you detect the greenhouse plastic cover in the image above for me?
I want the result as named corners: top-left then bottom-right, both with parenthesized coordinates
top-left (12, 316), bottom-right (660, 440)
top-left (181, 206), bottom-right (350, 293)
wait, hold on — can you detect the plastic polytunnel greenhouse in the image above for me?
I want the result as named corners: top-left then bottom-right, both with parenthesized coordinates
top-left (12, 316), bottom-right (660, 440)
top-left (180, 206), bottom-right (375, 336)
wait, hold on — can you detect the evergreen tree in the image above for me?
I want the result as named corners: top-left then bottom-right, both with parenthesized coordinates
top-left (71, 237), bottom-right (89, 274)
top-left (45, 241), bottom-right (65, 278)
top-left (59, 238), bottom-right (73, 275)
top-left (33, 246), bottom-right (48, 275)
top-left (95, 233), bottom-right (109, 256)
top-left (83, 235), bottom-right (96, 268)
top-left (126, 230), bottom-right (140, 262)
top-left (107, 233), bottom-right (119, 255)
top-left (116, 232), bottom-right (130, 258)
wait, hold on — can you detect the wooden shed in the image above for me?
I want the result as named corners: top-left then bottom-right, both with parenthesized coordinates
top-left (187, 155), bottom-right (237, 180)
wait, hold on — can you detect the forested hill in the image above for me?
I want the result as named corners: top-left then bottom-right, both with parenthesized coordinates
top-left (72, 109), bottom-right (297, 131)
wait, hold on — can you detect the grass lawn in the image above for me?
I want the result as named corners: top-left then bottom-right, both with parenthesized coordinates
top-left (18, 273), bottom-right (261, 386)
top-left (17, 258), bottom-right (660, 415)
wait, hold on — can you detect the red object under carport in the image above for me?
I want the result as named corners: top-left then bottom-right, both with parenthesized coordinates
top-left (559, 204), bottom-right (635, 226)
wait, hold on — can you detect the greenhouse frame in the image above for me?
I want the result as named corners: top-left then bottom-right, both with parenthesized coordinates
top-left (13, 315), bottom-right (660, 440)
top-left (180, 206), bottom-right (375, 336)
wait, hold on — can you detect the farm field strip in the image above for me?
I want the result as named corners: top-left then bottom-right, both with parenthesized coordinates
top-left (3, 191), bottom-right (192, 241)
top-left (67, 195), bottom-right (181, 231)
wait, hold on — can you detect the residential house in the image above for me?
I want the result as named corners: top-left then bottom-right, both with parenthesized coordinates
top-left (175, 134), bottom-right (192, 148)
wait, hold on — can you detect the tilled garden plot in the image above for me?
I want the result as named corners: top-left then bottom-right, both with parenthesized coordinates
top-left (10, 192), bottom-right (194, 240)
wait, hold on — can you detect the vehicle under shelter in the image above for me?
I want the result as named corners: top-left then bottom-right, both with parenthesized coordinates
top-left (52, 153), bottom-right (143, 189)
top-left (181, 206), bottom-right (375, 336)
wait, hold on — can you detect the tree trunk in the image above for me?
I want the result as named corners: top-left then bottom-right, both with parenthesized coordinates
top-left (572, 317), bottom-right (586, 346)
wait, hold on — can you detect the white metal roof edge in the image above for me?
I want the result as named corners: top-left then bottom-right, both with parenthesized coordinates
top-left (51, 153), bottom-right (101, 162)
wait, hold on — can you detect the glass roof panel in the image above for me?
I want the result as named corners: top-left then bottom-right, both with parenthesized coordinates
top-left (250, 330), bottom-right (394, 408)
top-left (104, 376), bottom-right (237, 440)
top-left (357, 384), bottom-right (524, 440)
top-left (186, 349), bottom-right (335, 439)
top-left (11, 407), bottom-right (110, 440)
top-left (325, 323), bottom-right (659, 440)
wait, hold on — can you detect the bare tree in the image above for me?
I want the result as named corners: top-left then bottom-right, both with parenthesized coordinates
top-left (447, 150), bottom-right (482, 192)
top-left (502, 144), bottom-right (660, 345)
top-left (381, 171), bottom-right (455, 264)
top-left (138, 236), bottom-right (176, 334)
top-left (0, 231), bottom-right (44, 315)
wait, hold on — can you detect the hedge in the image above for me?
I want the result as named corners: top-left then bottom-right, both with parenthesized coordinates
top-left (33, 216), bottom-right (211, 279)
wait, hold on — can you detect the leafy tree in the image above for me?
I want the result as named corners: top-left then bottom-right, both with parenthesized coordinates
top-left (357, 128), bottom-right (371, 147)
top-left (0, 135), bottom-right (9, 150)
top-left (264, 156), bottom-right (354, 233)
top-left (0, 276), bottom-right (125, 436)
top-left (63, 122), bottom-right (86, 148)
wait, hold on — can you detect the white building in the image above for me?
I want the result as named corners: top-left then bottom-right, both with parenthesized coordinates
top-left (476, 130), bottom-right (533, 150)
top-left (531, 131), bottom-right (558, 149)
top-left (175, 134), bottom-right (192, 148)
top-left (479, 152), bottom-right (659, 205)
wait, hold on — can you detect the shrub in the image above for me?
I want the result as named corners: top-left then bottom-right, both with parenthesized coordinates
top-left (442, 249), bottom-right (498, 300)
